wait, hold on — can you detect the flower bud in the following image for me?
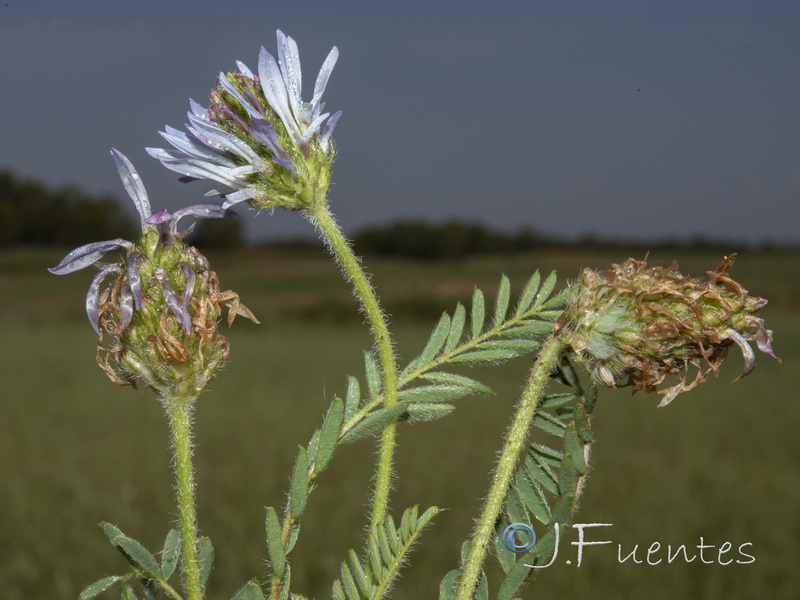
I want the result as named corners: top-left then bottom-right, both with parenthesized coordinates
top-left (557, 255), bottom-right (779, 406)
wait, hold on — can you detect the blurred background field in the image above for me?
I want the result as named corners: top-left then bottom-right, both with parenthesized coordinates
top-left (1, 246), bottom-right (798, 599)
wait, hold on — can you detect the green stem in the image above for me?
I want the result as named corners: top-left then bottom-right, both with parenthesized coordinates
top-left (166, 392), bottom-right (202, 600)
top-left (307, 203), bottom-right (398, 530)
top-left (454, 335), bottom-right (567, 600)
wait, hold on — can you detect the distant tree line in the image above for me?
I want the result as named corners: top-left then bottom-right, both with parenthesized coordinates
top-left (0, 171), bottom-right (136, 247)
top-left (0, 170), bottom-right (244, 249)
top-left (1, 170), bottom-right (793, 255)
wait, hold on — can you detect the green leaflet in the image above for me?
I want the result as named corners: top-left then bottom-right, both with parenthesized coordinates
top-left (397, 385), bottom-right (473, 403)
top-left (120, 583), bottom-right (137, 600)
top-left (405, 402), bottom-right (456, 422)
top-left (497, 556), bottom-right (531, 600)
top-left (232, 580), bottom-right (267, 600)
top-left (78, 576), bottom-right (121, 600)
top-left (450, 348), bottom-right (520, 363)
top-left (514, 271), bottom-right (541, 317)
top-left (265, 507), bottom-right (285, 579)
top-left (330, 506), bottom-right (440, 600)
top-left (493, 514), bottom-right (515, 574)
top-left (160, 529), bottom-right (180, 581)
top-left (420, 313), bottom-right (451, 363)
top-left (533, 271), bottom-right (558, 306)
top-left (341, 402), bottom-right (409, 445)
top-left (421, 371), bottom-right (493, 395)
top-left (444, 303), bottom-right (466, 352)
top-left (290, 447), bottom-right (309, 519)
top-left (515, 468), bottom-right (551, 525)
top-left (344, 376), bottom-right (361, 423)
top-left (315, 398), bottom-right (344, 474)
top-left (114, 536), bottom-right (161, 579)
top-left (471, 287), bottom-right (485, 338)
top-left (532, 411), bottom-right (567, 437)
top-left (438, 569), bottom-right (459, 600)
top-left (493, 274), bottom-right (511, 326)
top-left (198, 536), bottom-right (214, 589)
top-left (364, 351), bottom-right (382, 399)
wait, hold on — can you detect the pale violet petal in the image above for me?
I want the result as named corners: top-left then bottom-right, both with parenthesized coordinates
top-left (258, 46), bottom-right (300, 140)
top-left (222, 189), bottom-right (256, 208)
top-left (110, 149), bottom-right (151, 226)
top-left (320, 110), bottom-right (343, 151)
top-left (86, 264), bottom-right (122, 336)
top-left (236, 60), bottom-right (254, 78)
top-left (126, 252), bottom-right (146, 309)
top-left (189, 98), bottom-right (209, 119)
top-left (158, 128), bottom-right (235, 164)
top-left (48, 239), bottom-right (133, 275)
top-left (153, 270), bottom-right (184, 328)
top-left (180, 263), bottom-right (195, 334)
top-left (145, 208), bottom-right (172, 225)
top-left (302, 111), bottom-right (329, 140)
top-left (119, 281), bottom-right (134, 332)
top-left (250, 118), bottom-right (289, 157)
top-left (218, 72), bottom-right (263, 121)
top-left (277, 30), bottom-right (303, 121)
top-left (311, 46), bottom-right (339, 117)
top-left (171, 204), bottom-right (236, 236)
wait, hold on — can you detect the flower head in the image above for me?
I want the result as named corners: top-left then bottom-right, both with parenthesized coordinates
top-left (147, 30), bottom-right (341, 212)
top-left (558, 255), bottom-right (779, 407)
top-left (49, 149), bottom-right (257, 395)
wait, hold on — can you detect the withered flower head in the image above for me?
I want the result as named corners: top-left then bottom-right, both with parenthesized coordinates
top-left (558, 255), bottom-right (779, 407)
top-left (49, 149), bottom-right (258, 396)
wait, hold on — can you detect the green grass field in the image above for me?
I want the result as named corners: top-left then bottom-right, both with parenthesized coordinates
top-left (1, 247), bottom-right (798, 599)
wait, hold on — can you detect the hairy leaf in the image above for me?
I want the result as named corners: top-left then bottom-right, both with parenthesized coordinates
top-left (290, 447), bottom-right (309, 519)
top-left (451, 348), bottom-right (520, 364)
top-left (493, 275), bottom-right (511, 326)
top-left (115, 536), bottom-right (161, 579)
top-left (341, 402), bottom-right (408, 445)
top-left (397, 385), bottom-right (472, 403)
top-left (422, 372), bottom-right (493, 395)
top-left (344, 376), bottom-right (361, 423)
top-left (161, 529), bottom-right (180, 580)
top-left (315, 398), bottom-right (344, 474)
top-left (265, 507), bottom-right (285, 578)
top-left (470, 287), bottom-right (485, 338)
top-left (421, 313), bottom-right (451, 363)
top-left (515, 271), bottom-right (541, 317)
top-left (444, 303), bottom-right (466, 352)
top-left (364, 351), bottom-right (382, 399)
top-left (406, 402), bottom-right (456, 422)
top-left (78, 576), bottom-right (121, 600)
top-left (533, 271), bottom-right (557, 306)
top-left (330, 506), bottom-right (440, 600)
top-left (198, 536), bottom-right (214, 589)
top-left (232, 580), bottom-right (267, 600)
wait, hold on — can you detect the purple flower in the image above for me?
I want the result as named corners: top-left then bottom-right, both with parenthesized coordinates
top-left (49, 149), bottom-right (235, 336)
top-left (147, 30), bottom-right (342, 211)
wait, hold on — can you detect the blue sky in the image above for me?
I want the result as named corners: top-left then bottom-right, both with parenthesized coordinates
top-left (1, 0), bottom-right (798, 243)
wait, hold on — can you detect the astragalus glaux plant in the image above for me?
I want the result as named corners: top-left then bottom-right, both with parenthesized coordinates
top-left (51, 29), bottom-right (779, 600)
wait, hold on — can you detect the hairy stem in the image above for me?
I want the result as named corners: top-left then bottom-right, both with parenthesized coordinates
top-left (165, 392), bottom-right (202, 600)
top-left (307, 203), bottom-right (399, 531)
top-left (454, 335), bottom-right (567, 600)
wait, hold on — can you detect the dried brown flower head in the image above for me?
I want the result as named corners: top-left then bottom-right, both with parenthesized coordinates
top-left (558, 255), bottom-right (779, 406)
